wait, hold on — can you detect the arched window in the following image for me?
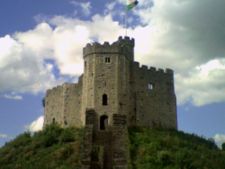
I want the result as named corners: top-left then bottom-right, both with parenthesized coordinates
top-left (52, 118), bottom-right (56, 124)
top-left (102, 94), bottom-right (108, 105)
top-left (100, 115), bottom-right (108, 130)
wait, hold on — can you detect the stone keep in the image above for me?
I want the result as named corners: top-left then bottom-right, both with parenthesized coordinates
top-left (43, 36), bottom-right (177, 130)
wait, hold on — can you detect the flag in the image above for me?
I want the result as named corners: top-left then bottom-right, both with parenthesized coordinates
top-left (127, 0), bottom-right (138, 10)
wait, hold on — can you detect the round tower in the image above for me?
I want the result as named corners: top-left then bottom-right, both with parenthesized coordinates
top-left (81, 36), bottom-right (135, 128)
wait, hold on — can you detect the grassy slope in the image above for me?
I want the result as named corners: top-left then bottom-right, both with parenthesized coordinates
top-left (129, 127), bottom-right (225, 169)
top-left (0, 125), bottom-right (225, 169)
top-left (0, 125), bottom-right (83, 169)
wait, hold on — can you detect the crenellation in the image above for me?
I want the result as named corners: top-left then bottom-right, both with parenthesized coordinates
top-left (134, 64), bottom-right (174, 77)
top-left (141, 65), bottom-right (148, 70)
top-left (118, 36), bottom-right (135, 46)
top-left (133, 61), bottom-right (140, 69)
top-left (149, 66), bottom-right (156, 71)
top-left (103, 41), bottom-right (110, 46)
top-left (83, 36), bottom-right (135, 61)
top-left (166, 68), bottom-right (174, 74)
top-left (157, 68), bottom-right (164, 73)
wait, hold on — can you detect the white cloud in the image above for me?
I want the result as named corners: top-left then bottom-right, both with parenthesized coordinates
top-left (70, 1), bottom-right (92, 16)
top-left (80, 2), bottom-right (91, 16)
top-left (3, 93), bottom-right (23, 100)
top-left (213, 134), bottom-right (225, 148)
top-left (0, 34), bottom-right (57, 94)
top-left (0, 134), bottom-right (8, 139)
top-left (26, 116), bottom-right (44, 132)
top-left (15, 23), bottom-right (53, 57)
top-left (176, 58), bottom-right (225, 106)
top-left (106, 1), bottom-right (117, 11)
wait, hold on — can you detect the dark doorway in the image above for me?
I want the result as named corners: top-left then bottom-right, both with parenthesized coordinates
top-left (100, 115), bottom-right (108, 130)
top-left (102, 94), bottom-right (108, 105)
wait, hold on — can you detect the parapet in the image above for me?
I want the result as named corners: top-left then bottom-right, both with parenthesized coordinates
top-left (83, 36), bottom-right (135, 59)
top-left (46, 85), bottom-right (63, 96)
top-left (46, 82), bottom-right (79, 97)
top-left (133, 62), bottom-right (174, 75)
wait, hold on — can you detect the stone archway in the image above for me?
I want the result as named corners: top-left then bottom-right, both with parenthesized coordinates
top-left (100, 115), bottom-right (108, 130)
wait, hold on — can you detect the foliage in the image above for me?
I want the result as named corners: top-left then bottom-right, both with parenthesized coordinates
top-left (0, 124), bottom-right (83, 169)
top-left (222, 142), bottom-right (225, 151)
top-left (1, 125), bottom-right (225, 169)
top-left (129, 127), bottom-right (225, 169)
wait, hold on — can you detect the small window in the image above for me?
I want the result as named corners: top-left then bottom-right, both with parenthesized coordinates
top-left (105, 57), bottom-right (110, 63)
top-left (52, 118), bottom-right (56, 124)
top-left (102, 94), bottom-right (108, 105)
top-left (84, 61), bottom-right (87, 68)
top-left (148, 83), bottom-right (154, 90)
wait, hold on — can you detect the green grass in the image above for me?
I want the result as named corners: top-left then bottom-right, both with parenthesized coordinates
top-left (129, 127), bottom-right (225, 169)
top-left (0, 124), bottom-right (83, 169)
top-left (1, 125), bottom-right (225, 169)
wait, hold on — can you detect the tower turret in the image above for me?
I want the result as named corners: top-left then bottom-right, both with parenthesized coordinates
top-left (81, 36), bottom-right (135, 128)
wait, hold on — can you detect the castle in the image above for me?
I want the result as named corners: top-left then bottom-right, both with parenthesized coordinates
top-left (43, 36), bottom-right (177, 169)
top-left (43, 36), bottom-right (177, 129)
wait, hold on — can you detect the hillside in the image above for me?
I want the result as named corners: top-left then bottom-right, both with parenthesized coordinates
top-left (0, 125), bottom-right (225, 169)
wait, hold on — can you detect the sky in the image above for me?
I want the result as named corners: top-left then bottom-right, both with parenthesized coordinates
top-left (0, 0), bottom-right (225, 147)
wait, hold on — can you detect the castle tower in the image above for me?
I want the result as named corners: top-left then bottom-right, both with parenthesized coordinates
top-left (81, 36), bottom-right (135, 128)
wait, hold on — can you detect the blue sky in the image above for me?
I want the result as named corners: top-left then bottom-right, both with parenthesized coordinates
top-left (0, 0), bottom-right (225, 147)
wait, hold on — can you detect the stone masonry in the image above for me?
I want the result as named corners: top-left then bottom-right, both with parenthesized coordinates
top-left (43, 36), bottom-right (177, 169)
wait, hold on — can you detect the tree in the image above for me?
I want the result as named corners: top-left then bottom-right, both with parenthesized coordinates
top-left (222, 142), bottom-right (225, 151)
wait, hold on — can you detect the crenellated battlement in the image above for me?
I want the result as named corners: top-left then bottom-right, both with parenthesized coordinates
top-left (46, 82), bottom-right (82, 97)
top-left (133, 61), bottom-right (174, 75)
top-left (83, 36), bottom-right (134, 59)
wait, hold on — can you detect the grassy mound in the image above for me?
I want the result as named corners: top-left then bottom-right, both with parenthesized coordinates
top-left (1, 125), bottom-right (225, 169)
top-left (0, 124), bottom-right (83, 169)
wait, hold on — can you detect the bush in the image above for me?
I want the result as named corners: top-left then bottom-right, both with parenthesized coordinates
top-left (60, 128), bottom-right (75, 144)
top-left (222, 142), bottom-right (225, 151)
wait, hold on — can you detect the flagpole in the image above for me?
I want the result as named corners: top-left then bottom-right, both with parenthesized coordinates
top-left (125, 0), bottom-right (138, 36)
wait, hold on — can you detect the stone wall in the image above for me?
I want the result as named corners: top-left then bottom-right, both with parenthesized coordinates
top-left (44, 86), bottom-right (64, 126)
top-left (63, 82), bottom-right (83, 127)
top-left (111, 114), bottom-right (130, 169)
top-left (44, 79), bottom-right (83, 127)
top-left (81, 110), bottom-right (129, 169)
top-left (132, 62), bottom-right (177, 129)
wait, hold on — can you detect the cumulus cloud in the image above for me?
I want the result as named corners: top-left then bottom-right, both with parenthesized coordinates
top-left (0, 33), bottom-right (57, 94)
top-left (213, 134), bottom-right (225, 148)
top-left (176, 59), bottom-right (225, 105)
top-left (26, 116), bottom-right (44, 132)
